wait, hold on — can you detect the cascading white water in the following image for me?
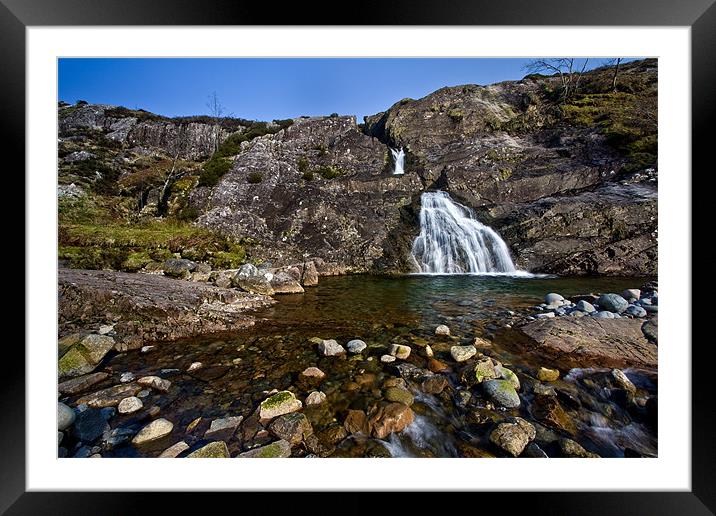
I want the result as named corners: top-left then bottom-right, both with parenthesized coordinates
top-left (410, 191), bottom-right (517, 274)
top-left (390, 147), bottom-right (405, 175)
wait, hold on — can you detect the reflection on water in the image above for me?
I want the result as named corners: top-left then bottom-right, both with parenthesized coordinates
top-left (84, 274), bottom-right (657, 458)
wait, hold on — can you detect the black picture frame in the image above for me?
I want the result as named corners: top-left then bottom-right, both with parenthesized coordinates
top-left (4, 0), bottom-right (712, 513)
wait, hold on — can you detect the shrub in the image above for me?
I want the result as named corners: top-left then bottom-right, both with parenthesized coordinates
top-left (247, 171), bottom-right (263, 184)
top-left (315, 165), bottom-right (342, 180)
top-left (198, 156), bottom-right (231, 186)
top-left (329, 113), bottom-right (339, 118)
top-left (176, 206), bottom-right (200, 221)
top-left (297, 155), bottom-right (309, 172)
top-left (273, 119), bottom-right (294, 130)
top-left (76, 100), bottom-right (88, 106)
top-left (302, 170), bottom-right (314, 181)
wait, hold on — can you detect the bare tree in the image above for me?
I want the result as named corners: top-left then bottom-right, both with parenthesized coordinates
top-left (206, 91), bottom-right (226, 153)
top-left (603, 58), bottom-right (623, 92)
top-left (524, 58), bottom-right (589, 102)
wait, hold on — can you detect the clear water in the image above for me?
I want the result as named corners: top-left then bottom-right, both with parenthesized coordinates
top-left (75, 274), bottom-right (657, 458)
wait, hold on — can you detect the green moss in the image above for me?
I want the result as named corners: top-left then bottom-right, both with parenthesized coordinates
top-left (251, 442), bottom-right (286, 458)
top-left (58, 347), bottom-right (91, 376)
top-left (497, 167), bottom-right (512, 181)
top-left (297, 155), bottom-right (309, 173)
top-left (247, 171), bottom-right (263, 184)
top-left (302, 170), bottom-right (314, 181)
top-left (260, 391), bottom-right (294, 411)
top-left (314, 165), bottom-right (343, 180)
top-left (121, 251), bottom-right (153, 271)
top-left (448, 109), bottom-right (464, 123)
top-left (210, 248), bottom-right (246, 269)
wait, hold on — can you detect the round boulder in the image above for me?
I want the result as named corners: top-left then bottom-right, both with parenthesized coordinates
top-left (597, 293), bottom-right (629, 313)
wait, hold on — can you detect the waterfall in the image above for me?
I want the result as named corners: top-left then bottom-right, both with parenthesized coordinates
top-left (410, 191), bottom-right (517, 274)
top-left (390, 147), bottom-right (405, 175)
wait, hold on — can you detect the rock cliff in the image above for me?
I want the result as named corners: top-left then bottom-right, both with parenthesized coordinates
top-left (58, 59), bottom-right (657, 276)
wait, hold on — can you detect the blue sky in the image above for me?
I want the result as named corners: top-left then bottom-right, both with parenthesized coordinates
top-left (58, 58), bottom-right (629, 122)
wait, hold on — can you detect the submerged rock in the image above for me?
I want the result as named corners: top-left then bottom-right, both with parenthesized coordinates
top-left (117, 396), bottom-right (143, 414)
top-left (559, 438), bottom-right (600, 458)
top-left (305, 391), bottom-right (326, 406)
top-left (389, 344), bottom-right (411, 360)
top-left (474, 357), bottom-right (499, 383)
top-left (159, 441), bottom-right (189, 458)
top-left (450, 345), bottom-right (477, 362)
top-left (268, 413), bottom-right (313, 445)
top-left (346, 339), bottom-right (367, 354)
top-left (435, 325), bottom-right (451, 336)
top-left (383, 386), bottom-right (414, 406)
top-left (58, 372), bottom-right (109, 395)
top-left (537, 367), bottom-right (560, 382)
top-left (132, 418), bottom-right (174, 445)
top-left (204, 416), bottom-right (243, 440)
top-left (300, 366), bottom-right (326, 379)
top-left (317, 339), bottom-right (346, 357)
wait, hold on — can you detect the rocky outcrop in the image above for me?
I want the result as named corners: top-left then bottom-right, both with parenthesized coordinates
top-left (514, 317), bottom-right (658, 369)
top-left (58, 60), bottom-right (658, 276)
top-left (190, 115), bottom-right (425, 272)
top-left (58, 104), bottom-right (231, 160)
top-left (58, 268), bottom-right (274, 350)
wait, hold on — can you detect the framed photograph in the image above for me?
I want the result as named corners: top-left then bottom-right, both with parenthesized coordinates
top-left (7, 0), bottom-right (712, 512)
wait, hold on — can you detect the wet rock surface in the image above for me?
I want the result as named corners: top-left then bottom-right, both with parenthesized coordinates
top-left (57, 274), bottom-right (658, 459)
top-left (59, 268), bottom-right (275, 350)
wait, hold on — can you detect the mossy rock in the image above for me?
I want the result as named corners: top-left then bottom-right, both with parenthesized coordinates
top-left (187, 441), bottom-right (230, 458)
top-left (58, 347), bottom-right (94, 378)
top-left (238, 439), bottom-right (291, 458)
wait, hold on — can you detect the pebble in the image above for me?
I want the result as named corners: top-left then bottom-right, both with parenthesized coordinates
top-left (141, 346), bottom-right (155, 353)
top-left (305, 391), bottom-right (327, 406)
top-left (425, 345), bottom-right (434, 358)
top-left (535, 312), bottom-right (555, 319)
top-left (317, 339), bottom-right (346, 357)
top-left (301, 367), bottom-right (325, 379)
top-left (117, 396), bottom-right (143, 414)
top-left (380, 355), bottom-right (396, 363)
top-left (434, 325), bottom-right (450, 336)
top-left (58, 402), bottom-right (75, 431)
top-left (187, 362), bottom-right (203, 372)
top-left (389, 344), bottom-right (411, 360)
top-left (119, 372), bottom-right (135, 383)
top-left (450, 345), bottom-right (477, 362)
top-left (611, 369), bottom-right (637, 393)
top-left (132, 418), bottom-right (174, 445)
top-left (346, 339), bottom-right (367, 354)
top-left (537, 367), bottom-right (560, 382)
top-left (544, 293), bottom-right (564, 304)
top-left (159, 441), bottom-right (189, 458)
top-left (137, 376), bottom-right (171, 392)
